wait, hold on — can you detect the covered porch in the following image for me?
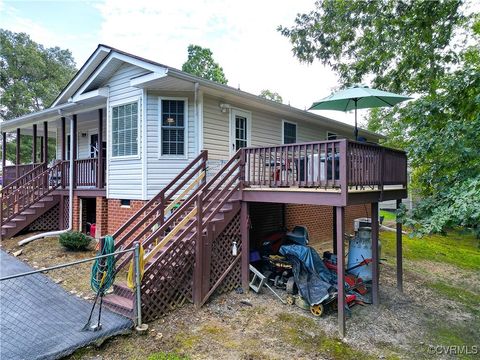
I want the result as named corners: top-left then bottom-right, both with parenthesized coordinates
top-left (1, 106), bottom-right (106, 190)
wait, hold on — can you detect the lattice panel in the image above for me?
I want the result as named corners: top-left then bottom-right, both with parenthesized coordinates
top-left (141, 233), bottom-right (197, 322)
top-left (209, 212), bottom-right (242, 295)
top-left (27, 204), bottom-right (60, 231)
top-left (63, 197), bottom-right (70, 229)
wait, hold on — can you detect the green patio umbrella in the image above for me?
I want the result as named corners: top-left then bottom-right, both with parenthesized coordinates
top-left (309, 85), bottom-right (411, 140)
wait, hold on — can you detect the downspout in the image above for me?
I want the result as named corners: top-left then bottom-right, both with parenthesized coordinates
top-left (194, 82), bottom-right (200, 153)
top-left (19, 115), bottom-right (75, 245)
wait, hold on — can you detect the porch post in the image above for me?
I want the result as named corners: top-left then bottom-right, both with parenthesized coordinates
top-left (15, 128), bottom-right (20, 178)
top-left (61, 117), bottom-right (66, 161)
top-left (371, 202), bottom-right (380, 306)
top-left (2, 132), bottom-right (6, 168)
top-left (32, 124), bottom-right (37, 164)
top-left (72, 114), bottom-right (77, 189)
top-left (396, 199), bottom-right (403, 292)
top-left (336, 206), bottom-right (346, 338)
top-left (39, 137), bottom-right (44, 163)
top-left (241, 201), bottom-right (250, 291)
top-left (61, 117), bottom-right (66, 189)
top-left (43, 121), bottom-right (48, 163)
top-left (97, 109), bottom-right (103, 188)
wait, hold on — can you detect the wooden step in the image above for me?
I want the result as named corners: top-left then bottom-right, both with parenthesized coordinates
top-left (113, 282), bottom-right (135, 300)
top-left (103, 293), bottom-right (135, 318)
top-left (12, 216), bottom-right (27, 222)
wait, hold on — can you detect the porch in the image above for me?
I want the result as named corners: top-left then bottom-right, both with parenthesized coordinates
top-left (1, 108), bottom-right (106, 190)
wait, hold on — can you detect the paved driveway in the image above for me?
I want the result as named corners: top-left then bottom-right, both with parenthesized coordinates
top-left (0, 250), bottom-right (132, 360)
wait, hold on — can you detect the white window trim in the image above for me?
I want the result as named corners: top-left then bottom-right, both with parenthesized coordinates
top-left (229, 107), bottom-right (252, 156)
top-left (281, 119), bottom-right (297, 144)
top-left (109, 95), bottom-right (141, 160)
top-left (158, 96), bottom-right (189, 159)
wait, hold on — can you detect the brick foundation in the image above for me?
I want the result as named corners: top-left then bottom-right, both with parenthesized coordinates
top-left (95, 196), bottom-right (108, 238)
top-left (285, 204), bottom-right (371, 245)
top-left (72, 195), bottom-right (80, 231)
top-left (107, 199), bottom-right (148, 235)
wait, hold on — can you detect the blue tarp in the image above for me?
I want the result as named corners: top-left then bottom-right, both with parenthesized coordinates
top-left (280, 245), bottom-right (337, 306)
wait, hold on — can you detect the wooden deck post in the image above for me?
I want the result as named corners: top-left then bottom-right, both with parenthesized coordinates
top-left (241, 201), bottom-right (250, 291)
top-left (97, 109), bottom-right (104, 188)
top-left (43, 121), bottom-right (48, 163)
top-left (193, 192), bottom-right (204, 307)
top-left (371, 202), bottom-right (380, 306)
top-left (15, 128), bottom-right (20, 178)
top-left (2, 132), bottom-right (6, 169)
top-left (72, 115), bottom-right (77, 189)
top-left (396, 199), bottom-right (403, 292)
top-left (32, 124), bottom-right (37, 164)
top-left (332, 207), bottom-right (337, 254)
top-left (336, 206), bottom-right (346, 338)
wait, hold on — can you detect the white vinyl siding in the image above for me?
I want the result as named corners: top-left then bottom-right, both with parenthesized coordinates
top-left (145, 91), bottom-right (196, 198)
top-left (106, 63), bottom-right (148, 200)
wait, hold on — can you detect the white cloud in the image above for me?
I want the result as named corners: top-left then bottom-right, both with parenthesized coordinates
top-left (96, 0), bottom-right (364, 125)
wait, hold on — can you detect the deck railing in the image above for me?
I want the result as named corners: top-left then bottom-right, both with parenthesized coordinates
top-left (2, 163), bottom-right (45, 187)
top-left (243, 139), bottom-right (407, 191)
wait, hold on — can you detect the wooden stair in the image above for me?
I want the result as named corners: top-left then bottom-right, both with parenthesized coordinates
top-left (103, 198), bottom-right (241, 319)
top-left (1, 195), bottom-right (60, 239)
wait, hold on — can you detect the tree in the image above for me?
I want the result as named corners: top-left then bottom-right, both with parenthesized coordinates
top-left (0, 29), bottom-right (77, 120)
top-left (280, 2), bottom-right (480, 237)
top-left (0, 30), bottom-right (75, 163)
top-left (182, 45), bottom-right (228, 84)
top-left (278, 0), bottom-right (468, 95)
top-left (259, 89), bottom-right (283, 103)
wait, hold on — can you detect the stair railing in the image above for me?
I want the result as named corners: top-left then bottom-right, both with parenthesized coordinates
top-left (1, 162), bottom-right (63, 224)
top-left (1, 163), bottom-right (47, 199)
top-left (139, 149), bottom-right (244, 273)
top-left (112, 151), bottom-right (208, 251)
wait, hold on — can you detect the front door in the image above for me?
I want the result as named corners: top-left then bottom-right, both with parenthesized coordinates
top-left (230, 109), bottom-right (251, 155)
top-left (90, 134), bottom-right (98, 158)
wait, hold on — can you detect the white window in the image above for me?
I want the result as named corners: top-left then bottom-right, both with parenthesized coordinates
top-left (111, 101), bottom-right (139, 157)
top-left (327, 132), bottom-right (337, 140)
top-left (160, 99), bottom-right (186, 156)
top-left (283, 121), bottom-right (297, 144)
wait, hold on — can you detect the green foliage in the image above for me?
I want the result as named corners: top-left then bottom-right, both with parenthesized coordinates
top-left (380, 230), bottom-right (480, 271)
top-left (280, 2), bottom-right (480, 236)
top-left (181, 45), bottom-right (227, 84)
top-left (59, 231), bottom-right (92, 251)
top-left (278, 0), bottom-right (467, 95)
top-left (3, 135), bottom-right (56, 164)
top-left (0, 29), bottom-right (76, 121)
top-left (259, 89), bottom-right (283, 103)
top-left (147, 352), bottom-right (189, 360)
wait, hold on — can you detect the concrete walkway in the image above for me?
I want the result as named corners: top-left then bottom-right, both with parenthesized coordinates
top-left (0, 250), bottom-right (132, 360)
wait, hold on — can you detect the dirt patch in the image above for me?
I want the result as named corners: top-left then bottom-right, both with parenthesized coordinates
top-left (3, 232), bottom-right (478, 359)
top-left (1, 233), bottom-right (97, 295)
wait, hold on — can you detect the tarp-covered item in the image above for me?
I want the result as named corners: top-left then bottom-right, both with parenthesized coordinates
top-left (280, 244), bottom-right (337, 306)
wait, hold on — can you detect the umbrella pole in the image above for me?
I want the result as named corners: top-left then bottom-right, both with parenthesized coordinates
top-left (354, 99), bottom-right (358, 141)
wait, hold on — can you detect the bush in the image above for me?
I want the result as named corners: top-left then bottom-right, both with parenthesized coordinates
top-left (59, 231), bottom-right (92, 251)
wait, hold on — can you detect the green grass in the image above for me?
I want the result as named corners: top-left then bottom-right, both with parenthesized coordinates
top-left (380, 210), bottom-right (397, 222)
top-left (147, 352), bottom-right (190, 360)
top-left (380, 230), bottom-right (480, 271)
top-left (427, 281), bottom-right (480, 316)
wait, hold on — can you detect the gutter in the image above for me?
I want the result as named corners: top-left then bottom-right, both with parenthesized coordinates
top-left (18, 115), bottom-right (75, 246)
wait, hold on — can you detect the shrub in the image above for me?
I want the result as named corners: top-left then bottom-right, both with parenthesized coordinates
top-left (59, 231), bottom-right (92, 251)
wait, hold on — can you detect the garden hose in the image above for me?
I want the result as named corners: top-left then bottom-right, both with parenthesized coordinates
top-left (90, 235), bottom-right (116, 294)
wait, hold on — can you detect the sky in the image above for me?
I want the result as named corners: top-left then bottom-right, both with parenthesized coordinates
top-left (0, 0), bottom-right (370, 126)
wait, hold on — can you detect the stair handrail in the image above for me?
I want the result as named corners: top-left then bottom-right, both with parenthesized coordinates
top-left (1, 162), bottom-right (63, 224)
top-left (138, 149), bottom-right (243, 272)
top-left (112, 150), bottom-right (208, 249)
top-left (1, 163), bottom-right (47, 196)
